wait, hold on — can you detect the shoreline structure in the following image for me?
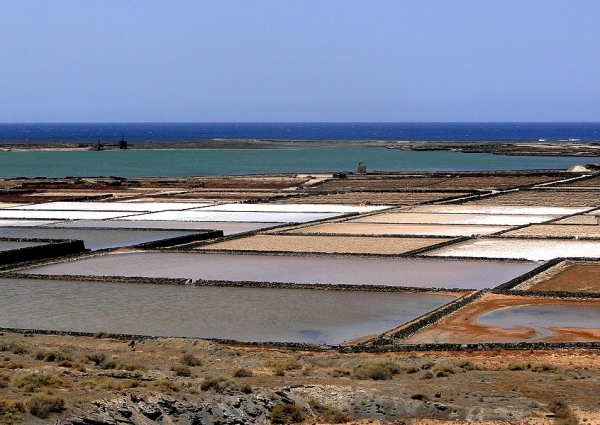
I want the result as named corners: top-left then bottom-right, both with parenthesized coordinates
top-left (2, 138), bottom-right (600, 157)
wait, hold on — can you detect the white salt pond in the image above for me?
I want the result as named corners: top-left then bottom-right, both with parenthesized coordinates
top-left (0, 228), bottom-right (199, 251)
top-left (0, 278), bottom-right (457, 344)
top-left (0, 219), bottom-right (64, 227)
top-left (0, 241), bottom-right (45, 252)
top-left (0, 210), bottom-right (138, 221)
top-left (9, 201), bottom-right (213, 212)
top-left (197, 203), bottom-right (389, 213)
top-left (410, 205), bottom-right (590, 216)
top-left (478, 304), bottom-right (600, 342)
top-left (23, 252), bottom-right (536, 290)
top-left (46, 221), bottom-right (280, 236)
top-left (118, 210), bottom-right (343, 223)
top-left (427, 238), bottom-right (600, 261)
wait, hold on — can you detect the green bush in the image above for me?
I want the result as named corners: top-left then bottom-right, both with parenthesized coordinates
top-left (530, 363), bottom-right (556, 373)
top-left (507, 362), bottom-right (529, 371)
top-left (270, 404), bottom-right (305, 424)
top-left (26, 394), bottom-right (65, 418)
top-left (352, 360), bottom-right (400, 380)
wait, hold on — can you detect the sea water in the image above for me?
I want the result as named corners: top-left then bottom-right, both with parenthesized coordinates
top-left (0, 147), bottom-right (596, 178)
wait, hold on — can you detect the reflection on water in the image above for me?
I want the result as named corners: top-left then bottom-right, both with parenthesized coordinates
top-left (478, 304), bottom-right (600, 341)
top-left (0, 278), bottom-right (457, 344)
top-left (0, 228), bottom-right (195, 251)
top-left (24, 252), bottom-right (536, 290)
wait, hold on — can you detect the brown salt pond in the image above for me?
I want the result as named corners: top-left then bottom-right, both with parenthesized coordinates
top-left (290, 222), bottom-right (509, 237)
top-left (518, 261), bottom-right (600, 293)
top-left (0, 228), bottom-right (199, 251)
top-left (0, 277), bottom-right (457, 344)
top-left (503, 224), bottom-right (600, 239)
top-left (22, 252), bottom-right (536, 290)
top-left (199, 234), bottom-right (452, 255)
top-left (402, 293), bottom-right (600, 344)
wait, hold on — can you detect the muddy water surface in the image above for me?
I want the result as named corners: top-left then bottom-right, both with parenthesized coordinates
top-left (0, 278), bottom-right (456, 344)
top-left (0, 241), bottom-right (44, 251)
top-left (24, 252), bottom-right (536, 290)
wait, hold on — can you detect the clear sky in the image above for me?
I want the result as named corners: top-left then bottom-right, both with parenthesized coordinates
top-left (1, 1), bottom-right (599, 122)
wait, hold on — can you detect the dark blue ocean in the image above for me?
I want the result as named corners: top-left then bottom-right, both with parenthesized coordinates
top-left (1, 122), bottom-right (599, 142)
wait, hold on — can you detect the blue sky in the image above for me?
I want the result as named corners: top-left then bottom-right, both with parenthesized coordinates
top-left (1, 1), bottom-right (599, 122)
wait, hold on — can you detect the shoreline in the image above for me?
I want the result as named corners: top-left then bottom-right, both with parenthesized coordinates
top-left (1, 139), bottom-right (600, 157)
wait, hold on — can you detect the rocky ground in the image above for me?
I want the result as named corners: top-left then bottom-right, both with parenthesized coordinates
top-left (0, 331), bottom-right (599, 424)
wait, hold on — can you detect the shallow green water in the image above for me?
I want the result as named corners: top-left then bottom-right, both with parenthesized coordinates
top-left (0, 147), bottom-right (595, 178)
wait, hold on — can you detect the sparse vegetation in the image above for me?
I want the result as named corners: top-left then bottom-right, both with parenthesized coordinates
top-left (171, 364), bottom-right (192, 377)
top-left (548, 400), bottom-right (579, 425)
top-left (0, 399), bottom-right (24, 424)
top-left (14, 373), bottom-right (59, 393)
top-left (410, 393), bottom-right (429, 401)
top-left (26, 393), bottom-right (65, 418)
top-left (233, 367), bottom-right (253, 378)
top-left (432, 364), bottom-right (455, 378)
top-left (270, 403), bottom-right (305, 424)
top-left (181, 352), bottom-right (202, 367)
top-left (308, 398), bottom-right (350, 423)
top-left (352, 360), bottom-right (401, 380)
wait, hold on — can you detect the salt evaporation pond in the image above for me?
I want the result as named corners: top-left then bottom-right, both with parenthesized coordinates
top-left (293, 222), bottom-right (510, 237)
top-left (0, 241), bottom-right (44, 252)
top-left (0, 228), bottom-right (198, 251)
top-left (47, 220), bottom-right (280, 236)
top-left (0, 278), bottom-right (457, 344)
top-left (410, 205), bottom-right (589, 216)
top-left (353, 212), bottom-right (555, 226)
top-left (427, 238), bottom-right (600, 261)
top-left (24, 252), bottom-right (536, 290)
top-left (10, 201), bottom-right (212, 212)
top-left (199, 203), bottom-right (389, 214)
top-left (0, 210), bottom-right (137, 221)
top-left (119, 210), bottom-right (343, 223)
top-left (478, 304), bottom-right (600, 342)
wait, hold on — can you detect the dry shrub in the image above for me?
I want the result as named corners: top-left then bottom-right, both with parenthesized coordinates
top-left (432, 364), bottom-right (455, 378)
top-left (154, 379), bottom-right (180, 392)
top-left (233, 368), bottom-right (253, 378)
top-left (352, 360), bottom-right (400, 380)
top-left (0, 399), bottom-right (24, 424)
top-left (181, 353), bottom-right (202, 367)
top-left (270, 404), bottom-right (305, 424)
top-left (548, 400), bottom-right (579, 425)
top-left (308, 399), bottom-right (349, 423)
top-left (14, 373), bottom-right (59, 393)
top-left (26, 394), bottom-right (65, 418)
top-left (86, 352), bottom-right (106, 366)
top-left (171, 365), bottom-right (192, 377)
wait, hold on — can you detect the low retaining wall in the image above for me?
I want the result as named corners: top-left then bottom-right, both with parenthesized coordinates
top-left (0, 239), bottom-right (86, 266)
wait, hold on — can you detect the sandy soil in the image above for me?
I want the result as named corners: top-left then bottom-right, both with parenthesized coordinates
top-left (198, 234), bottom-right (451, 255)
top-left (403, 293), bottom-right (600, 344)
